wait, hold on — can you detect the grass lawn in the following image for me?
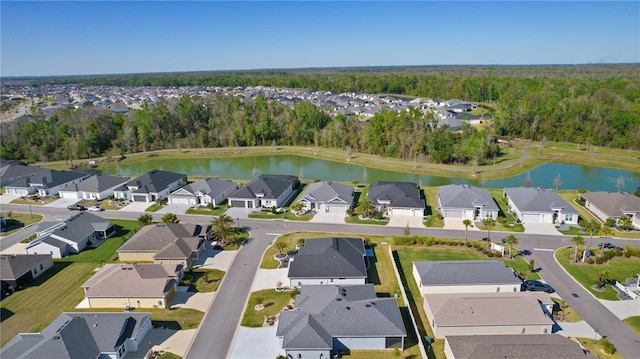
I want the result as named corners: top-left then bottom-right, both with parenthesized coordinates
top-left (181, 269), bottom-right (225, 292)
top-left (575, 337), bottom-right (624, 359)
top-left (10, 196), bottom-right (59, 205)
top-left (157, 352), bottom-right (182, 359)
top-left (0, 211), bottom-right (43, 236)
top-left (0, 262), bottom-right (97, 346)
top-left (482, 189), bottom-right (525, 232)
top-left (551, 298), bottom-right (583, 322)
top-left (145, 200), bottom-right (167, 212)
top-left (241, 289), bottom-right (294, 327)
top-left (248, 211), bottom-right (314, 221)
top-left (558, 225), bottom-right (588, 236)
top-left (344, 215), bottom-right (389, 225)
top-left (185, 204), bottom-right (228, 216)
top-left (623, 316), bottom-right (640, 335)
top-left (555, 247), bottom-right (640, 300)
top-left (422, 187), bottom-right (444, 228)
top-left (61, 219), bottom-right (139, 263)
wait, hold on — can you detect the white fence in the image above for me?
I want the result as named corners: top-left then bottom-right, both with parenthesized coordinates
top-left (615, 281), bottom-right (638, 300)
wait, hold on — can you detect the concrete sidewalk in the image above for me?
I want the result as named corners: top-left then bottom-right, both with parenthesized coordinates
top-left (554, 321), bottom-right (601, 340)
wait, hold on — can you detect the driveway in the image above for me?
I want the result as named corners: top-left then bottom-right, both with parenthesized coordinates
top-left (443, 218), bottom-right (480, 230)
top-left (120, 201), bottom-right (151, 212)
top-left (194, 247), bottom-right (238, 272)
top-left (388, 215), bottom-right (425, 228)
top-left (171, 290), bottom-right (216, 312)
top-left (158, 203), bottom-right (191, 214)
top-left (524, 223), bottom-right (562, 235)
top-left (44, 197), bottom-right (79, 208)
top-left (0, 193), bottom-right (21, 205)
top-left (228, 327), bottom-right (282, 359)
top-left (226, 207), bottom-right (253, 219)
top-left (250, 268), bottom-right (289, 292)
top-left (309, 210), bottom-right (346, 224)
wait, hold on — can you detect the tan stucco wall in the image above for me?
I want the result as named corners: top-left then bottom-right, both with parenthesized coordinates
top-left (435, 324), bottom-right (552, 338)
top-left (88, 296), bottom-right (168, 309)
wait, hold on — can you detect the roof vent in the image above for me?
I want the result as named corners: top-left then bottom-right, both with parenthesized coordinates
top-left (336, 298), bottom-right (342, 301)
top-left (345, 306), bottom-right (350, 310)
top-left (365, 304), bottom-right (371, 308)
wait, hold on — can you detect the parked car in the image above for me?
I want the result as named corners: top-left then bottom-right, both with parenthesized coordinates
top-left (67, 204), bottom-right (86, 211)
top-left (524, 280), bottom-right (554, 293)
top-left (88, 205), bottom-right (104, 212)
top-left (602, 242), bottom-right (623, 251)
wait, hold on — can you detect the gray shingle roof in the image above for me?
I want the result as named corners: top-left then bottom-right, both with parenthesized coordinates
top-left (0, 164), bottom-right (46, 183)
top-left (504, 187), bottom-right (578, 214)
top-left (581, 192), bottom-right (640, 218)
top-left (72, 174), bottom-right (129, 193)
top-left (276, 285), bottom-right (406, 350)
top-left (177, 177), bottom-right (238, 198)
top-left (437, 184), bottom-right (499, 211)
top-left (117, 223), bottom-right (208, 260)
top-left (50, 212), bottom-right (113, 244)
top-left (368, 182), bottom-right (425, 209)
top-left (0, 254), bottom-right (52, 281)
top-left (445, 334), bottom-right (596, 359)
top-left (413, 260), bottom-right (521, 286)
top-left (6, 169), bottom-right (87, 189)
top-left (128, 169), bottom-right (186, 194)
top-left (229, 174), bottom-right (298, 200)
top-left (288, 238), bottom-right (366, 279)
top-left (299, 181), bottom-right (354, 206)
top-left (0, 312), bottom-right (151, 359)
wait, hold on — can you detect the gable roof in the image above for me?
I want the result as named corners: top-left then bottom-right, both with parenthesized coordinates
top-left (299, 181), bottom-right (354, 205)
top-left (0, 164), bottom-right (46, 183)
top-left (437, 184), bottom-right (499, 211)
top-left (229, 174), bottom-right (298, 200)
top-left (0, 254), bottom-right (52, 281)
top-left (445, 334), bottom-right (596, 359)
top-left (413, 260), bottom-right (521, 286)
top-left (0, 312), bottom-right (150, 359)
top-left (6, 169), bottom-right (87, 189)
top-left (51, 212), bottom-right (113, 243)
top-left (117, 223), bottom-right (208, 260)
top-left (368, 181), bottom-right (425, 209)
top-left (276, 285), bottom-right (406, 350)
top-left (70, 174), bottom-right (129, 193)
top-left (288, 237), bottom-right (367, 279)
top-left (173, 177), bottom-right (238, 198)
top-left (581, 191), bottom-right (640, 218)
top-left (127, 169), bottom-right (186, 194)
top-left (82, 263), bottom-right (181, 298)
top-left (504, 187), bottom-right (578, 214)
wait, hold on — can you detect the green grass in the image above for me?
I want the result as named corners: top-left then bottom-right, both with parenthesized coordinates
top-left (145, 200), bottom-right (166, 212)
top-left (248, 211), bottom-right (314, 221)
top-left (181, 269), bottom-right (225, 292)
top-left (623, 316), bottom-right (640, 335)
top-left (551, 297), bottom-right (583, 322)
top-left (157, 352), bottom-right (182, 359)
top-left (0, 211), bottom-right (43, 236)
top-left (555, 247), bottom-right (640, 300)
top-left (502, 255), bottom-right (541, 280)
top-left (241, 289), bottom-right (294, 327)
top-left (185, 204), bottom-right (228, 216)
top-left (345, 215), bottom-right (389, 225)
top-left (558, 225), bottom-right (588, 236)
top-left (10, 196), bottom-right (59, 205)
top-left (422, 187), bottom-right (444, 228)
top-left (576, 337), bottom-right (624, 359)
top-left (366, 243), bottom-right (402, 298)
top-left (59, 219), bottom-right (139, 263)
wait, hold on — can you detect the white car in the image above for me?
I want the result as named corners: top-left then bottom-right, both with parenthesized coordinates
top-left (88, 205), bottom-right (104, 212)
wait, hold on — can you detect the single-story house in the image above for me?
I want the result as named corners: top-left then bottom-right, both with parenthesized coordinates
top-left (227, 174), bottom-right (300, 209)
top-left (26, 212), bottom-right (115, 258)
top-left (297, 181), bottom-right (355, 214)
top-left (1, 254), bottom-right (53, 295)
top-left (288, 237), bottom-right (367, 288)
top-left (81, 263), bottom-right (183, 309)
top-left (276, 284), bottom-right (407, 358)
top-left (368, 181), bottom-right (425, 217)
top-left (58, 174), bottom-right (130, 200)
top-left (113, 169), bottom-right (186, 202)
top-left (503, 187), bottom-right (579, 224)
top-left (444, 334), bottom-right (596, 359)
top-left (4, 169), bottom-right (89, 197)
top-left (579, 191), bottom-right (640, 224)
top-left (168, 177), bottom-right (238, 207)
top-left (437, 184), bottom-right (499, 220)
top-left (446, 99), bottom-right (477, 112)
top-left (423, 292), bottom-right (554, 338)
top-left (0, 312), bottom-right (152, 359)
top-left (412, 261), bottom-right (522, 295)
top-left (117, 223), bottom-right (210, 268)
top-left (0, 162), bottom-right (47, 187)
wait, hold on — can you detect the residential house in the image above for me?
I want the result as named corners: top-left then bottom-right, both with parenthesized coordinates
top-left (81, 263), bottom-right (183, 309)
top-left (297, 181), bottom-right (355, 214)
top-left (0, 312), bottom-right (152, 359)
top-left (113, 169), bottom-right (186, 202)
top-left (444, 334), bottom-right (596, 359)
top-left (227, 174), bottom-right (300, 209)
top-left (367, 182), bottom-right (425, 217)
top-left (276, 284), bottom-right (407, 358)
top-left (445, 99), bottom-right (477, 112)
top-left (58, 174), bottom-right (130, 200)
top-left (168, 177), bottom-right (238, 207)
top-left (503, 187), bottom-right (579, 224)
top-left (1, 254), bottom-right (53, 295)
top-left (579, 191), bottom-right (640, 225)
top-left (423, 292), bottom-right (555, 338)
top-left (26, 212), bottom-right (115, 258)
top-left (4, 169), bottom-right (89, 196)
top-left (437, 184), bottom-right (499, 220)
top-left (117, 223), bottom-right (210, 268)
top-left (412, 261), bottom-right (522, 295)
top-left (288, 237), bottom-right (367, 288)
top-left (0, 162), bottom-right (46, 187)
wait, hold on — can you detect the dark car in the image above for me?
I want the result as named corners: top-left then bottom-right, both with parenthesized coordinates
top-left (602, 242), bottom-right (623, 251)
top-left (524, 280), bottom-right (554, 293)
top-left (67, 204), bottom-right (86, 211)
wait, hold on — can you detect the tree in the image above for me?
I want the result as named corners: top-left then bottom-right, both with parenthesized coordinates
top-left (290, 201), bottom-right (305, 215)
top-left (482, 218), bottom-right (496, 243)
top-left (403, 223), bottom-right (411, 236)
top-left (618, 215), bottom-right (632, 231)
top-left (137, 214), bottom-right (153, 227)
top-left (505, 234), bottom-right (519, 258)
top-left (553, 173), bottom-right (563, 190)
top-left (211, 214), bottom-right (235, 245)
top-left (351, 178), bottom-right (360, 187)
top-left (598, 226), bottom-right (614, 256)
top-left (597, 268), bottom-right (613, 288)
top-left (462, 219), bottom-right (473, 245)
top-left (580, 219), bottom-right (600, 249)
top-left (571, 235), bottom-right (585, 263)
top-left (358, 200), bottom-right (376, 218)
top-left (274, 241), bottom-right (288, 255)
top-left (161, 212), bottom-right (179, 223)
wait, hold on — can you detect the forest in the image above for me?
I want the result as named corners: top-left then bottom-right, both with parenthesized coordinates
top-left (2, 65), bottom-right (639, 163)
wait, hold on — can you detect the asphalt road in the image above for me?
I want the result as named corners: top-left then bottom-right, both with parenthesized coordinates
top-left (2, 204), bottom-right (639, 357)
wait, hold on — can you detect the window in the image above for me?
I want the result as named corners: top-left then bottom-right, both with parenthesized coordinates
top-left (565, 214), bottom-right (574, 222)
top-left (40, 264), bottom-right (43, 270)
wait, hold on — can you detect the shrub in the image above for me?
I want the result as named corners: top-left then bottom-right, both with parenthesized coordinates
top-left (7, 211), bottom-right (12, 218)
top-left (599, 338), bottom-right (616, 354)
top-left (624, 245), bottom-right (640, 258)
top-left (435, 212), bottom-right (443, 220)
top-left (393, 236), bottom-right (416, 246)
top-left (207, 202), bottom-right (214, 210)
top-left (374, 211), bottom-right (383, 220)
top-left (595, 256), bottom-right (606, 264)
top-left (497, 217), bottom-right (506, 224)
top-left (585, 257), bottom-right (595, 264)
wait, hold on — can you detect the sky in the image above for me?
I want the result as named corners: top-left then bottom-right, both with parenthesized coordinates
top-left (1, 1), bottom-right (639, 76)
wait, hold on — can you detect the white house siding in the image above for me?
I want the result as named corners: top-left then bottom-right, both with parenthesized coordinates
top-left (522, 213), bottom-right (544, 223)
top-left (169, 195), bottom-right (196, 205)
top-left (5, 187), bottom-right (33, 195)
top-left (59, 190), bottom-right (81, 199)
top-left (87, 296), bottom-right (169, 309)
top-left (27, 242), bottom-right (67, 258)
top-left (481, 210), bottom-right (499, 219)
top-left (124, 316), bottom-right (152, 352)
top-left (334, 337), bottom-right (388, 350)
top-left (31, 257), bottom-right (54, 279)
top-left (289, 277), bottom-right (365, 288)
top-left (83, 189), bottom-right (117, 201)
top-left (434, 324), bottom-right (552, 338)
top-left (420, 284), bottom-right (521, 295)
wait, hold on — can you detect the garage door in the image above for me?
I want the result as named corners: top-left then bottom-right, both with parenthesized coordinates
top-left (391, 208), bottom-right (414, 216)
top-left (326, 205), bottom-right (347, 213)
top-left (60, 191), bottom-right (80, 199)
top-left (170, 196), bottom-right (194, 205)
top-left (230, 200), bottom-right (246, 208)
top-left (444, 209), bottom-right (463, 218)
top-left (522, 213), bottom-right (541, 223)
top-left (132, 194), bottom-right (148, 202)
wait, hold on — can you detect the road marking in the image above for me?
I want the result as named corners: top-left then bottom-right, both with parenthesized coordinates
top-left (534, 248), bottom-right (555, 252)
top-left (265, 233), bottom-right (281, 236)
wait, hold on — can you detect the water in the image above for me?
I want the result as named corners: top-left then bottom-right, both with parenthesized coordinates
top-left (105, 155), bottom-right (640, 192)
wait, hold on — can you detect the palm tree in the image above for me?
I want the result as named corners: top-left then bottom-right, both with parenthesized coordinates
top-left (211, 214), bottom-right (235, 245)
top-left (359, 200), bottom-right (376, 218)
top-left (274, 241), bottom-right (288, 256)
top-left (137, 214), bottom-right (153, 227)
top-left (161, 212), bottom-right (179, 223)
top-left (598, 226), bottom-right (613, 256)
top-left (571, 235), bottom-right (585, 263)
top-left (618, 215), bottom-right (632, 231)
top-left (290, 201), bottom-right (305, 215)
top-left (597, 268), bottom-right (613, 288)
top-left (580, 219), bottom-right (600, 249)
top-left (482, 218), bottom-right (496, 244)
top-left (462, 219), bottom-right (473, 245)
top-left (505, 234), bottom-right (519, 258)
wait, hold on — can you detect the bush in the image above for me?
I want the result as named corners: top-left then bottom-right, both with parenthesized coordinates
top-left (374, 211), bottom-right (383, 220)
top-left (599, 338), bottom-right (616, 354)
top-left (585, 257), bottom-right (595, 264)
top-left (624, 245), bottom-right (640, 258)
top-left (497, 216), bottom-right (506, 224)
top-left (435, 212), bottom-right (443, 220)
top-left (595, 256), bottom-right (606, 264)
